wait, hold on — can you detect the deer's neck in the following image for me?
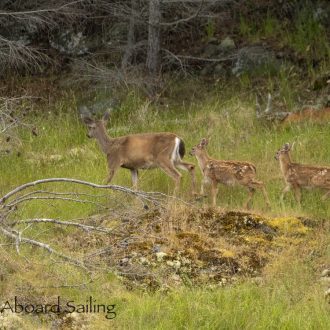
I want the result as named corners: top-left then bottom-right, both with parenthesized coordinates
top-left (196, 151), bottom-right (211, 172)
top-left (279, 153), bottom-right (292, 175)
top-left (94, 125), bottom-right (112, 154)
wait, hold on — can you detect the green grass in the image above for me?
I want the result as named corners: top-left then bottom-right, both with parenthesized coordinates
top-left (2, 242), bottom-right (329, 329)
top-left (0, 79), bottom-right (329, 329)
top-left (1, 86), bottom-right (329, 218)
top-left (113, 284), bottom-right (329, 329)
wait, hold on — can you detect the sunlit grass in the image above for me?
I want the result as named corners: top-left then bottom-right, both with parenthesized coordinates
top-left (1, 90), bottom-right (329, 219)
top-left (0, 82), bottom-right (329, 329)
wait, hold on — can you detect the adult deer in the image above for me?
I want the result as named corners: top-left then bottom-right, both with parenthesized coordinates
top-left (275, 143), bottom-right (330, 205)
top-left (190, 138), bottom-right (270, 209)
top-left (256, 93), bottom-right (330, 125)
top-left (81, 109), bottom-right (196, 195)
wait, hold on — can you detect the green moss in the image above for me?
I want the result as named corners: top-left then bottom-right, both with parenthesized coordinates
top-left (268, 217), bottom-right (309, 235)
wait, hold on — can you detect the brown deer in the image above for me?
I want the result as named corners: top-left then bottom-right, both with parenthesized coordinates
top-left (281, 107), bottom-right (330, 125)
top-left (190, 138), bottom-right (271, 209)
top-left (275, 143), bottom-right (330, 204)
top-left (256, 93), bottom-right (330, 125)
top-left (81, 109), bottom-right (196, 195)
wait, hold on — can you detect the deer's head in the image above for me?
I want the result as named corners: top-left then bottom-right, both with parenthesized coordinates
top-left (275, 143), bottom-right (291, 160)
top-left (81, 110), bottom-right (110, 139)
top-left (190, 138), bottom-right (209, 156)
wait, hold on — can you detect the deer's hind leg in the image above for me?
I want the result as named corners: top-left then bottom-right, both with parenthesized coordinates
top-left (244, 186), bottom-right (255, 209)
top-left (158, 160), bottom-right (182, 195)
top-left (250, 180), bottom-right (271, 209)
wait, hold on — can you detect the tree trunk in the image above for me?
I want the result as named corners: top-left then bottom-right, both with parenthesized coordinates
top-left (122, 0), bottom-right (138, 70)
top-left (146, 0), bottom-right (161, 75)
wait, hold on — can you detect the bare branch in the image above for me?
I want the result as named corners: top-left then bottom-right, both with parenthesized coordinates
top-left (160, 0), bottom-right (205, 26)
top-left (0, 0), bottom-right (86, 16)
top-left (0, 226), bottom-right (87, 270)
top-left (18, 218), bottom-right (113, 233)
top-left (5, 195), bottom-right (107, 209)
top-left (175, 54), bottom-right (237, 62)
top-left (0, 177), bottom-right (163, 206)
top-left (162, 48), bottom-right (185, 72)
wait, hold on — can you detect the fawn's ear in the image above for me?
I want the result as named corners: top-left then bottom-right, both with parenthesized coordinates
top-left (82, 115), bottom-right (94, 125)
top-left (200, 138), bottom-right (209, 146)
top-left (283, 143), bottom-right (291, 151)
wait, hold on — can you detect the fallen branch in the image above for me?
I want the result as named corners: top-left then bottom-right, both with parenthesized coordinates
top-left (0, 177), bottom-right (163, 206)
top-left (0, 226), bottom-right (87, 270)
top-left (18, 218), bottom-right (113, 233)
top-left (5, 195), bottom-right (107, 209)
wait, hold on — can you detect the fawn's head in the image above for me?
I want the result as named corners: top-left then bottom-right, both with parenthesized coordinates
top-left (82, 111), bottom-right (110, 139)
top-left (190, 138), bottom-right (209, 156)
top-left (275, 143), bottom-right (291, 160)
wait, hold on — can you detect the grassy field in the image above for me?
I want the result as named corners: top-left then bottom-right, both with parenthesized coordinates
top-left (0, 78), bottom-right (329, 329)
top-left (1, 79), bottom-right (329, 218)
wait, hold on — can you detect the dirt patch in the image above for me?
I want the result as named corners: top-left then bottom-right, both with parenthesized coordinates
top-left (62, 206), bottom-right (310, 290)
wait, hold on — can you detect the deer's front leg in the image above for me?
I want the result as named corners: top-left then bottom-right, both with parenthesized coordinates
top-left (280, 184), bottom-right (291, 202)
top-left (200, 176), bottom-right (209, 197)
top-left (105, 156), bottom-right (120, 184)
top-left (131, 169), bottom-right (138, 190)
top-left (210, 180), bottom-right (218, 207)
top-left (105, 169), bottom-right (116, 184)
top-left (292, 185), bottom-right (302, 206)
top-left (244, 187), bottom-right (255, 210)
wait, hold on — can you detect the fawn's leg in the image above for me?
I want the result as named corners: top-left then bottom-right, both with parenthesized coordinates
top-left (244, 187), bottom-right (255, 209)
top-left (280, 184), bottom-right (291, 202)
top-left (200, 177), bottom-right (207, 196)
top-left (253, 180), bottom-right (271, 209)
top-left (292, 185), bottom-right (302, 206)
top-left (260, 185), bottom-right (271, 209)
top-left (210, 180), bottom-right (218, 207)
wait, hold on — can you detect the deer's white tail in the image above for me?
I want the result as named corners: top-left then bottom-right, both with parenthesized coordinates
top-left (171, 137), bottom-right (183, 163)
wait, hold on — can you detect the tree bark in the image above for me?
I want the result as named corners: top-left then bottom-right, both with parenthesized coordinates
top-left (146, 0), bottom-right (161, 75)
top-left (122, 0), bottom-right (138, 70)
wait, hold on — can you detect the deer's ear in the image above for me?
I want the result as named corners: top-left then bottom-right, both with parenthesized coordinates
top-left (82, 116), bottom-right (93, 125)
top-left (284, 143), bottom-right (291, 151)
top-left (201, 138), bottom-right (208, 146)
top-left (103, 111), bottom-right (110, 123)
